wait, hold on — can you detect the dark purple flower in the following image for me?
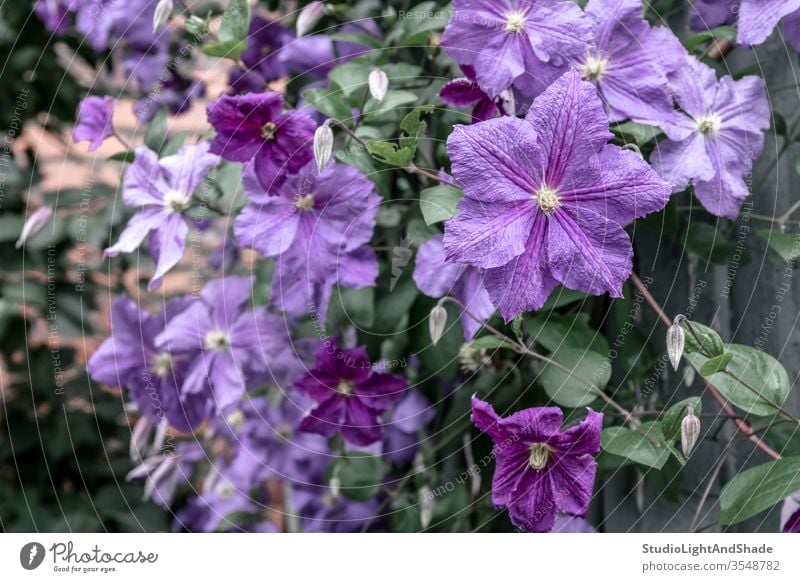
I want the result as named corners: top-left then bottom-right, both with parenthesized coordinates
top-left (413, 234), bottom-right (494, 340)
top-left (444, 70), bottom-right (671, 320)
top-left (87, 297), bottom-right (209, 433)
top-left (781, 493), bottom-right (800, 533)
top-left (104, 143), bottom-right (219, 290)
top-left (135, 70), bottom-right (206, 122)
top-left (295, 345), bottom-right (407, 446)
top-left (34, 0), bottom-right (75, 33)
top-left (73, 96), bottom-right (116, 151)
top-left (207, 92), bottom-right (316, 189)
top-left (650, 56), bottom-right (769, 218)
top-left (579, 0), bottom-right (686, 122)
top-left (228, 16), bottom-right (295, 93)
top-left (155, 276), bottom-right (295, 410)
top-left (441, 0), bottom-right (591, 99)
top-left (440, 65), bottom-right (505, 123)
top-left (383, 390), bottom-right (435, 464)
top-left (471, 396), bottom-right (602, 532)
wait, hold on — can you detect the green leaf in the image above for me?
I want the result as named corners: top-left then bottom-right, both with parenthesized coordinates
top-left (681, 320), bottom-right (724, 357)
top-left (469, 335), bottom-right (517, 351)
top-left (602, 423), bottom-right (671, 469)
top-left (144, 107), bottom-right (169, 152)
top-left (719, 457), bottom-right (800, 525)
top-left (398, 105), bottom-right (434, 151)
top-left (699, 352), bottom-right (733, 376)
top-left (538, 347), bottom-right (610, 407)
top-left (327, 453), bottom-right (387, 501)
top-left (685, 344), bottom-right (790, 416)
top-left (328, 60), bottom-right (422, 98)
top-left (661, 397), bottom-right (703, 441)
top-left (539, 287), bottom-right (589, 310)
top-left (301, 87), bottom-right (353, 122)
top-left (363, 90), bottom-right (419, 120)
top-left (756, 229), bottom-right (800, 264)
top-left (525, 312), bottom-right (609, 355)
top-left (366, 140), bottom-right (414, 167)
top-left (202, 39), bottom-right (248, 60)
top-left (419, 185), bottom-right (462, 224)
top-left (611, 121), bottom-right (662, 146)
top-left (683, 222), bottom-right (745, 266)
top-left (218, 0), bottom-right (251, 43)
top-left (160, 131), bottom-right (188, 157)
top-left (683, 25), bottom-right (737, 52)
top-left (108, 150), bottom-right (135, 163)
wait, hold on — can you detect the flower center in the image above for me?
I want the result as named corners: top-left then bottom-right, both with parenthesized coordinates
top-left (528, 443), bottom-right (552, 470)
top-left (505, 10), bottom-right (527, 34)
top-left (204, 329), bottom-right (230, 350)
top-left (226, 410), bottom-right (245, 430)
top-left (261, 121), bottom-right (278, 140)
top-left (275, 423), bottom-right (293, 440)
top-left (337, 379), bottom-right (354, 396)
top-left (580, 52), bottom-right (610, 82)
top-left (163, 190), bottom-right (189, 213)
top-left (153, 352), bottom-right (173, 377)
top-left (696, 113), bottom-right (722, 136)
top-left (535, 185), bottom-right (561, 215)
top-left (215, 482), bottom-right (234, 499)
top-left (294, 194), bottom-right (315, 211)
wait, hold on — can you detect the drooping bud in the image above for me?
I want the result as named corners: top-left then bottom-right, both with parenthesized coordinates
top-left (419, 486), bottom-right (434, 529)
top-left (15, 206), bottom-right (52, 249)
top-left (313, 123), bottom-right (334, 173)
top-left (680, 406), bottom-right (701, 457)
top-left (429, 303), bottom-right (447, 346)
top-left (667, 317), bottom-right (685, 370)
top-left (296, 1), bottom-right (325, 37)
top-left (368, 68), bottom-right (389, 102)
top-left (153, 0), bottom-right (173, 32)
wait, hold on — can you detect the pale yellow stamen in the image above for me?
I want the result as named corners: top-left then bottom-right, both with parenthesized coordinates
top-left (579, 52), bottom-right (610, 82)
top-left (163, 190), bottom-right (189, 213)
top-left (294, 194), bottom-right (315, 211)
top-left (153, 352), bottom-right (173, 377)
top-left (696, 113), bottom-right (722, 136)
top-left (505, 10), bottom-right (527, 34)
top-left (535, 185), bottom-right (561, 215)
top-left (204, 329), bottom-right (230, 350)
top-left (528, 443), bottom-right (552, 470)
top-left (261, 121), bottom-right (278, 140)
top-left (337, 379), bottom-right (354, 396)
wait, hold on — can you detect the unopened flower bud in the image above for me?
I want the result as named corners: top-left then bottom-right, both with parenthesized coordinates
top-left (419, 486), bottom-right (434, 529)
top-left (16, 206), bottom-right (52, 248)
top-left (681, 406), bottom-right (701, 457)
top-left (314, 123), bottom-right (333, 173)
top-left (296, 1), bottom-right (325, 37)
top-left (153, 0), bottom-right (173, 32)
top-left (368, 68), bottom-right (389, 102)
top-left (429, 304), bottom-right (447, 346)
top-left (667, 318), bottom-right (685, 370)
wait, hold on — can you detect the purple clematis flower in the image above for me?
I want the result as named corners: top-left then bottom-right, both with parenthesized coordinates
top-left (690, 0), bottom-right (738, 31)
top-left (737, 0), bottom-right (800, 48)
top-left (650, 56), bottom-right (769, 218)
top-left (471, 396), bottom-right (603, 532)
top-left (88, 296), bottom-right (209, 433)
top-left (578, 0), bottom-right (686, 122)
top-left (443, 70), bottom-right (671, 320)
top-left (207, 92), bottom-right (316, 189)
top-left (155, 276), bottom-right (295, 410)
top-left (440, 65), bottom-right (506, 123)
top-left (292, 484), bottom-right (381, 532)
top-left (781, 492), bottom-right (800, 533)
top-left (441, 0), bottom-right (591, 99)
top-left (228, 16), bottom-right (295, 94)
top-left (104, 143), bottom-right (219, 290)
top-left (413, 234), bottom-right (494, 340)
top-left (295, 345), bottom-right (407, 446)
top-left (73, 96), bottom-right (116, 151)
top-left (383, 389), bottom-right (436, 464)
top-left (135, 70), bottom-right (206, 122)
top-left (235, 160), bottom-right (380, 319)
top-left (35, 0), bottom-right (75, 34)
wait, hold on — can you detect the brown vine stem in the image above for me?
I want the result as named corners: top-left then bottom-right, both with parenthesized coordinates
top-left (629, 272), bottom-right (782, 460)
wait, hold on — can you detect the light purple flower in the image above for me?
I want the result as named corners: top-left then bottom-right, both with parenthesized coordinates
top-left (650, 56), bottom-right (769, 218)
top-left (690, 0), bottom-right (738, 31)
top-left (207, 92), bottom-right (316, 189)
top-left (73, 96), bottom-right (116, 151)
top-left (579, 0), bottom-right (685, 122)
top-left (295, 345), bottom-right (407, 446)
top-left (443, 70), bottom-right (671, 320)
top-left (738, 0), bottom-right (800, 47)
top-left (88, 297), bottom-right (209, 433)
top-left (440, 65), bottom-right (505, 123)
top-left (34, 0), bottom-right (74, 33)
top-left (441, 0), bottom-right (591, 99)
top-left (155, 276), bottom-right (295, 410)
top-left (413, 234), bottom-right (494, 340)
top-left (383, 390), bottom-right (435, 464)
top-left (104, 143), bottom-right (219, 290)
top-left (471, 396), bottom-right (602, 532)
top-left (292, 484), bottom-right (381, 532)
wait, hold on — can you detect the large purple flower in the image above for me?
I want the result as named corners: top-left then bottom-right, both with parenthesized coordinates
top-left (738, 0), bottom-right (800, 48)
top-left (650, 56), bottom-right (769, 218)
top-left (155, 276), bottom-right (295, 410)
top-left (413, 234), bottom-right (494, 340)
top-left (87, 297), bottom-right (209, 433)
top-left (578, 0), bottom-right (685, 122)
top-left (440, 65), bottom-right (506, 123)
top-left (295, 345), bottom-right (407, 446)
top-left (228, 16), bottom-right (295, 94)
top-left (471, 396), bottom-right (602, 532)
top-left (441, 0), bottom-right (591, 99)
top-left (104, 143), bottom-right (219, 290)
top-left (235, 160), bottom-right (380, 319)
top-left (207, 92), bottom-right (316, 189)
top-left (73, 96), bottom-right (116, 151)
top-left (443, 70), bottom-right (671, 320)
top-left (782, 493), bottom-right (800, 533)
